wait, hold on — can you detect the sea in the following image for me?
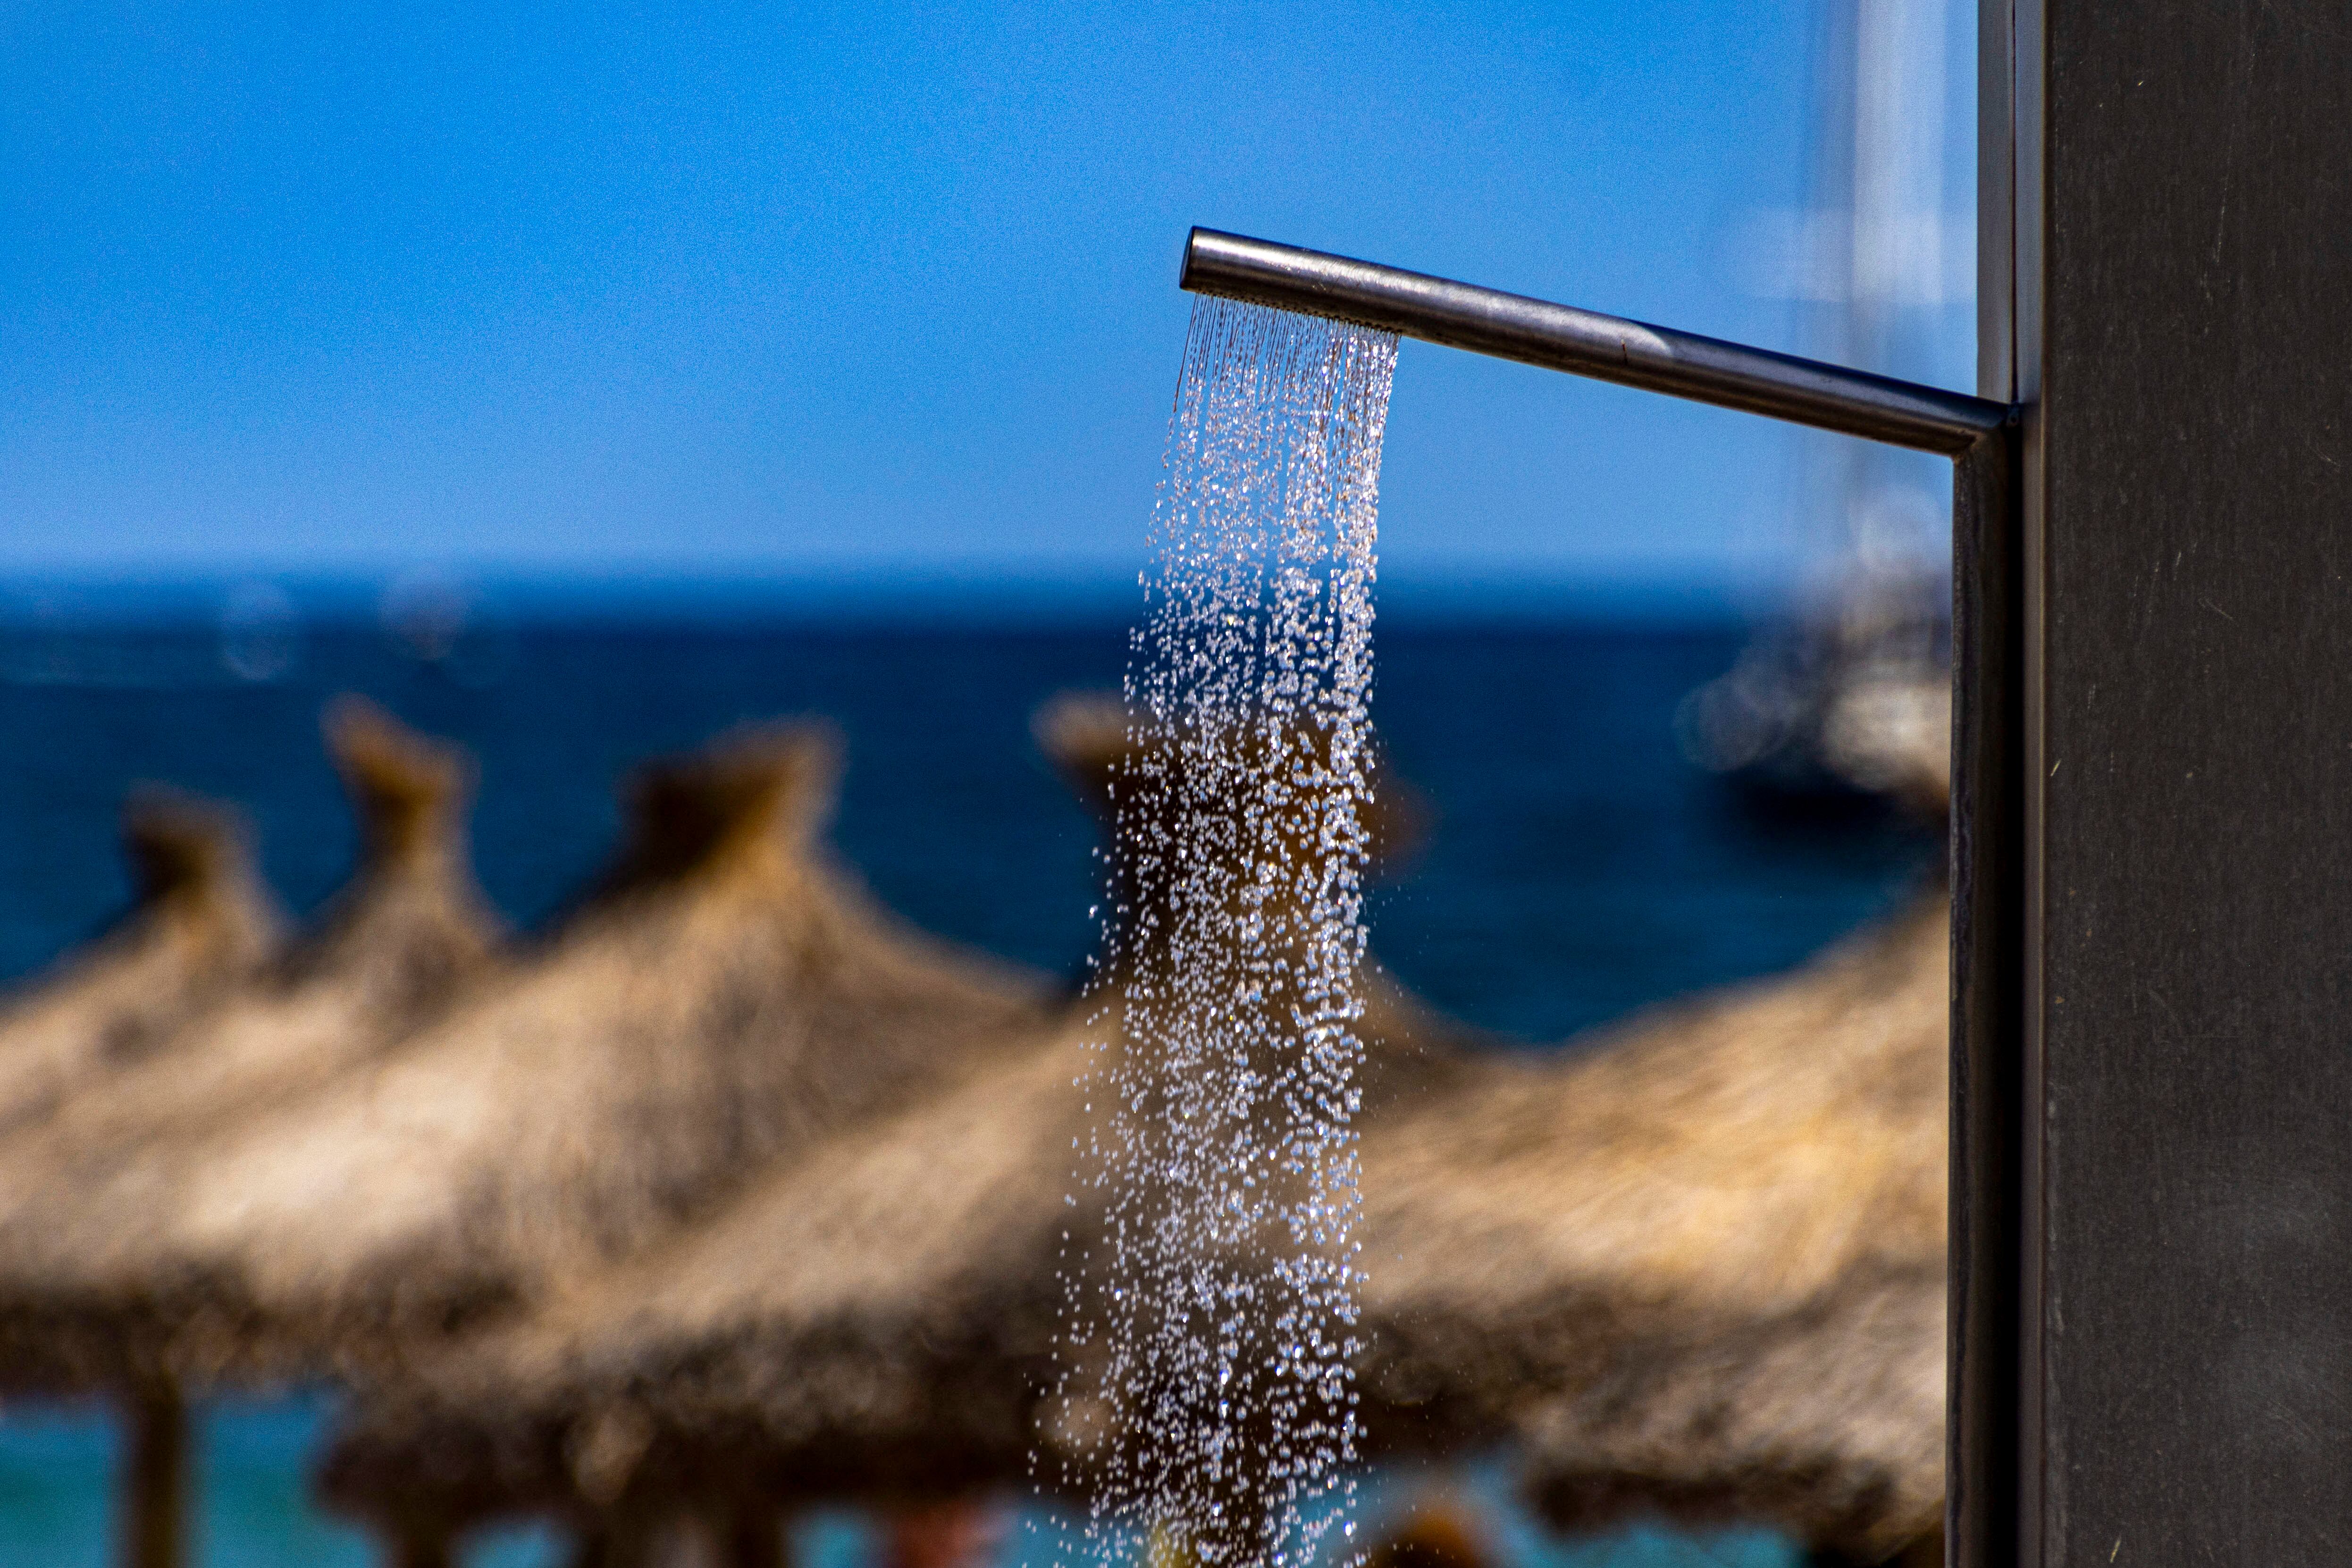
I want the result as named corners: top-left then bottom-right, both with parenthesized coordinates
top-left (0, 611), bottom-right (1938, 1568)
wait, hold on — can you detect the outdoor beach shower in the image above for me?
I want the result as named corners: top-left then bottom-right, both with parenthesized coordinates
top-left (1174, 225), bottom-right (2025, 1563)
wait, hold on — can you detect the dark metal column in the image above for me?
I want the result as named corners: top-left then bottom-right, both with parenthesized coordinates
top-left (1947, 418), bottom-right (2023, 1568)
top-left (1952, 5), bottom-right (2038, 1565)
top-left (1994, 0), bottom-right (2352, 1560)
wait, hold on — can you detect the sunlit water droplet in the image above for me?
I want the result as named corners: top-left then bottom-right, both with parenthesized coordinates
top-left (1043, 298), bottom-right (1397, 1568)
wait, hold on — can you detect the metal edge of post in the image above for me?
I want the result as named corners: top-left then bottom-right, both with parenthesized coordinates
top-left (2012, 0), bottom-right (2048, 1558)
top-left (1178, 226), bottom-right (2009, 455)
top-left (1964, 0), bottom-right (2041, 1558)
top-left (1949, 417), bottom-right (2026, 1568)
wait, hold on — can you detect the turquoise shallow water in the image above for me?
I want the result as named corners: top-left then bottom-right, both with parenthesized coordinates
top-left (0, 1399), bottom-right (1799, 1567)
top-left (1011, 1467), bottom-right (1798, 1568)
top-left (0, 1398), bottom-right (560, 1567)
top-left (0, 620), bottom-right (1929, 1565)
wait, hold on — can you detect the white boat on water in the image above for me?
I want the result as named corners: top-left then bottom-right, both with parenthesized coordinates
top-left (1682, 0), bottom-right (1967, 818)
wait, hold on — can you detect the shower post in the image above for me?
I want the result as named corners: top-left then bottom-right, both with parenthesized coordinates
top-left (1982, 0), bottom-right (2352, 1559)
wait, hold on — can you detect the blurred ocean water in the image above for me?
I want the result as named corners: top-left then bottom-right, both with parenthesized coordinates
top-left (0, 620), bottom-right (1935, 1565)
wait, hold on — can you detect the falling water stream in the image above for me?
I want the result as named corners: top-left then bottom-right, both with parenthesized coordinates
top-left (1049, 297), bottom-right (1400, 1568)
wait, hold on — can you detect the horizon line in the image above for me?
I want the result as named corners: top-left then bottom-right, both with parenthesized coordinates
top-left (0, 563), bottom-right (1832, 630)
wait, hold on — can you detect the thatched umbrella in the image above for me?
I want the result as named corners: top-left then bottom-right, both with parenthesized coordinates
top-left (515, 888), bottom-right (1942, 1566)
top-left (0, 792), bottom-right (280, 1140)
top-left (0, 790), bottom-right (272, 1568)
top-left (1349, 705), bottom-right (1954, 1568)
top-left (1, 718), bottom-right (1056, 1567)
top-left (0, 716), bottom-right (1056, 1364)
top-left (320, 963), bottom-right (1481, 1553)
top-left (316, 694), bottom-right (1473, 1562)
top-left (0, 698), bottom-right (500, 1568)
top-left (0, 698), bottom-right (499, 1229)
top-left (322, 699), bottom-right (1947, 1566)
top-left (1351, 890), bottom-right (1948, 1566)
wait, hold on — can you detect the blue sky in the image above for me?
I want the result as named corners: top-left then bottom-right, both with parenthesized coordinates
top-left (0, 0), bottom-right (1974, 612)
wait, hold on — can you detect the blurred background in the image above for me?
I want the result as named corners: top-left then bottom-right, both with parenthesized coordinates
top-left (0, 1), bottom-right (1970, 1563)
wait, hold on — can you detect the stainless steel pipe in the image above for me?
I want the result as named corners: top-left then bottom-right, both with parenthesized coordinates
top-left (1180, 227), bottom-right (2011, 456)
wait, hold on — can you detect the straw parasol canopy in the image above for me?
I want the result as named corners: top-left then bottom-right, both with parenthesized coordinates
top-left (0, 718), bottom-right (1057, 1406)
top-left (0, 698), bottom-right (499, 1568)
top-left (0, 790), bottom-right (280, 1140)
top-left (323, 696), bottom-right (1946, 1563)
top-left (319, 960), bottom-right (1485, 1541)
top-left (0, 696), bottom-right (504, 1393)
top-left (1350, 889), bottom-right (1949, 1563)
top-left (317, 693), bottom-right (1475, 1549)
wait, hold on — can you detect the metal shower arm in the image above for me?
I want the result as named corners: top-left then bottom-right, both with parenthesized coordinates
top-left (1180, 227), bottom-right (2011, 456)
top-left (1181, 224), bottom-right (2027, 1567)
